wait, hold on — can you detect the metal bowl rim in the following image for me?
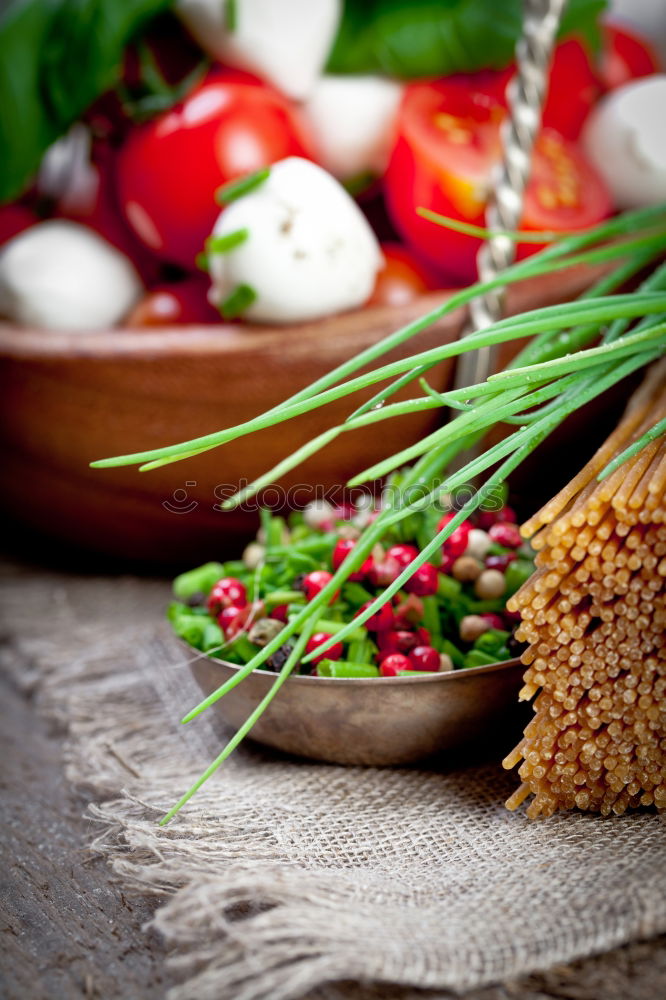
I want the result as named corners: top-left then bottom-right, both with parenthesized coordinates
top-left (181, 640), bottom-right (522, 686)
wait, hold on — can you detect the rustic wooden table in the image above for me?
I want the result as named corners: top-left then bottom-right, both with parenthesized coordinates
top-left (1, 553), bottom-right (665, 1000)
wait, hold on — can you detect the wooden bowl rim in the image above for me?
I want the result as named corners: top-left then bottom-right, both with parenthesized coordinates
top-left (0, 290), bottom-right (455, 360)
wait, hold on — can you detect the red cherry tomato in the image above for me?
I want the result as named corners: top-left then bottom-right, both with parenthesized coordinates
top-left (497, 40), bottom-right (600, 141)
top-left (0, 204), bottom-right (38, 246)
top-left (367, 243), bottom-right (440, 307)
top-left (384, 79), bottom-right (611, 282)
top-left (117, 74), bottom-right (314, 269)
top-left (126, 277), bottom-right (220, 326)
top-left (599, 22), bottom-right (660, 91)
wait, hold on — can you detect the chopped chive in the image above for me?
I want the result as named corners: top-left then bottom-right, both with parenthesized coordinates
top-left (216, 167), bottom-right (270, 205)
top-left (219, 283), bottom-right (257, 320)
top-left (205, 228), bottom-right (249, 254)
top-left (225, 0), bottom-right (237, 31)
top-left (195, 251), bottom-right (209, 272)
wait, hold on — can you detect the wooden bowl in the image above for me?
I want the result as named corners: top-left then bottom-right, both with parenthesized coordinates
top-left (188, 651), bottom-right (527, 765)
top-left (0, 265), bottom-right (603, 566)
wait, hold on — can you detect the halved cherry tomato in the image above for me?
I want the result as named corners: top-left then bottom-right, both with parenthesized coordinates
top-left (384, 79), bottom-right (611, 283)
top-left (490, 40), bottom-right (600, 140)
top-left (599, 22), bottom-right (660, 91)
top-left (117, 73), bottom-right (314, 270)
top-left (541, 38), bottom-right (601, 140)
top-left (125, 277), bottom-right (219, 326)
top-left (367, 243), bottom-right (441, 307)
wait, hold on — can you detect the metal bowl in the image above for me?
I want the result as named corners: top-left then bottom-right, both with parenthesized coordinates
top-left (189, 654), bottom-right (527, 766)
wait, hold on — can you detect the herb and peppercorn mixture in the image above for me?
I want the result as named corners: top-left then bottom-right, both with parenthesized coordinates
top-left (169, 490), bottom-right (534, 678)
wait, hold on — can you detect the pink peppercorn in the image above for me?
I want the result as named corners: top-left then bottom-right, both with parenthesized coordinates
top-left (488, 521), bottom-right (523, 548)
top-left (485, 552), bottom-right (517, 571)
top-left (408, 646), bottom-right (441, 672)
top-left (301, 570), bottom-right (339, 603)
top-left (439, 552), bottom-right (456, 575)
top-left (368, 556), bottom-right (401, 587)
top-left (356, 600), bottom-right (394, 632)
top-left (386, 544), bottom-right (419, 567)
top-left (437, 512), bottom-right (471, 558)
top-left (380, 653), bottom-right (411, 676)
top-left (305, 632), bottom-right (343, 665)
top-left (393, 593), bottom-right (424, 627)
top-left (332, 538), bottom-right (374, 580)
top-left (480, 612), bottom-right (505, 631)
top-left (404, 562), bottom-right (438, 596)
top-left (218, 604), bottom-right (250, 638)
top-left (207, 577), bottom-right (247, 616)
top-left (378, 630), bottom-right (417, 654)
top-left (477, 505), bottom-right (517, 530)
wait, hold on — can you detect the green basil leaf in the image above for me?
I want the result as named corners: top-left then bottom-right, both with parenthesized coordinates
top-left (559, 0), bottom-right (606, 54)
top-left (0, 0), bottom-right (172, 204)
top-left (327, 0), bottom-right (606, 79)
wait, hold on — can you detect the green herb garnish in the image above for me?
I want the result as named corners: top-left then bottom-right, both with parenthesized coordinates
top-left (219, 283), bottom-right (257, 320)
top-left (215, 168), bottom-right (271, 205)
top-left (205, 228), bottom-right (250, 254)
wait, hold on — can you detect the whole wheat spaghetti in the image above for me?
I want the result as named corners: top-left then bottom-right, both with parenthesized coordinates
top-left (503, 361), bottom-right (666, 818)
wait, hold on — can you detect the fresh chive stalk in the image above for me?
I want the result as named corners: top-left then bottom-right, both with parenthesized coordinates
top-left (598, 416), bottom-right (666, 480)
top-left (161, 616), bottom-right (316, 825)
top-left (91, 205), bottom-right (666, 472)
top-left (105, 203), bottom-right (666, 820)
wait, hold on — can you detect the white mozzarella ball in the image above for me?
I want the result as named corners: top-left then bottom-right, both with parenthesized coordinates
top-left (208, 157), bottom-right (383, 324)
top-left (582, 75), bottom-right (666, 209)
top-left (176, 0), bottom-right (341, 100)
top-left (0, 221), bottom-right (142, 331)
top-left (303, 75), bottom-right (404, 179)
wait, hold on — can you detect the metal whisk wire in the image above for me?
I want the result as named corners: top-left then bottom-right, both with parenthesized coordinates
top-left (457, 0), bottom-right (567, 395)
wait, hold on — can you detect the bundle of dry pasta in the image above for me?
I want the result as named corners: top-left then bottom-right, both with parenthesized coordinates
top-left (503, 360), bottom-right (666, 818)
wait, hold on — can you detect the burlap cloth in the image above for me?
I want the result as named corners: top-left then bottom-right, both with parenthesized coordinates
top-left (2, 562), bottom-right (665, 1000)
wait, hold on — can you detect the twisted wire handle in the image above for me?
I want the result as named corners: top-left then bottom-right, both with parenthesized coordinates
top-left (459, 0), bottom-right (566, 390)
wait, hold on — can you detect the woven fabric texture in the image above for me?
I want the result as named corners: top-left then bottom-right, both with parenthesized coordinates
top-left (2, 565), bottom-right (664, 1000)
